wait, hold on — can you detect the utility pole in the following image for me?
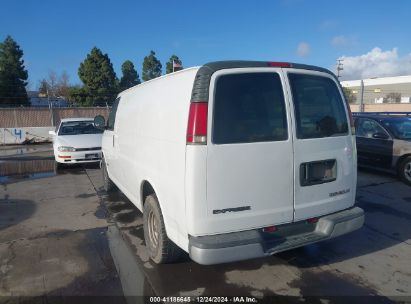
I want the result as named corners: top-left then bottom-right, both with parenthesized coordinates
top-left (336, 59), bottom-right (344, 79)
top-left (47, 88), bottom-right (54, 126)
top-left (359, 79), bottom-right (364, 112)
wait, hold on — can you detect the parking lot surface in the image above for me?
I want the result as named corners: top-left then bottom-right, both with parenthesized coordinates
top-left (0, 144), bottom-right (410, 302)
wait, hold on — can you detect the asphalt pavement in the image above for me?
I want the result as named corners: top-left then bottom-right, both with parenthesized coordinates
top-left (0, 144), bottom-right (410, 303)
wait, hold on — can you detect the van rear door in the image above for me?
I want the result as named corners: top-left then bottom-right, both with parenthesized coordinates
top-left (206, 69), bottom-right (294, 234)
top-left (284, 70), bottom-right (356, 221)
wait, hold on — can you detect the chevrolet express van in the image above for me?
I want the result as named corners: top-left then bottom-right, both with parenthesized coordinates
top-left (94, 61), bottom-right (364, 265)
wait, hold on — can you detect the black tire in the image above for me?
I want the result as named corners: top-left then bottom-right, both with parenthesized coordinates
top-left (143, 194), bottom-right (182, 264)
top-left (398, 156), bottom-right (411, 186)
top-left (54, 161), bottom-right (64, 171)
top-left (102, 157), bottom-right (116, 192)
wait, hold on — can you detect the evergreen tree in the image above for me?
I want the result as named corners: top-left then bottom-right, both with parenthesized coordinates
top-left (166, 55), bottom-right (183, 74)
top-left (0, 36), bottom-right (29, 107)
top-left (77, 47), bottom-right (118, 106)
top-left (119, 60), bottom-right (140, 91)
top-left (142, 50), bottom-right (162, 81)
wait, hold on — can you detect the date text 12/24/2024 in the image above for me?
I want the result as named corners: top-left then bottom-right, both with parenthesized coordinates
top-left (149, 297), bottom-right (258, 303)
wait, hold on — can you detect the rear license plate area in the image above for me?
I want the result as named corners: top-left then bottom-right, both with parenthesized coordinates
top-left (85, 153), bottom-right (99, 159)
top-left (300, 159), bottom-right (336, 186)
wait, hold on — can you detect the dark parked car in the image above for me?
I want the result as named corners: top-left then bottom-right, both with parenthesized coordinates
top-left (354, 113), bottom-right (411, 185)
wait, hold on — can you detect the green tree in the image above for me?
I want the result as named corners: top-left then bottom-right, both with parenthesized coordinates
top-left (119, 60), bottom-right (140, 91)
top-left (77, 47), bottom-right (118, 106)
top-left (166, 55), bottom-right (183, 74)
top-left (0, 35), bottom-right (29, 107)
top-left (342, 87), bottom-right (357, 104)
top-left (142, 50), bottom-right (162, 81)
top-left (67, 86), bottom-right (87, 106)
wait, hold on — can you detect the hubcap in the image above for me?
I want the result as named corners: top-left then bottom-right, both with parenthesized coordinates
top-left (148, 210), bottom-right (159, 249)
top-left (404, 162), bottom-right (411, 182)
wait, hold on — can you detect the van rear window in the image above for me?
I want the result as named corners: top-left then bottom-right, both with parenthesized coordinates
top-left (212, 73), bottom-right (288, 144)
top-left (288, 73), bottom-right (348, 139)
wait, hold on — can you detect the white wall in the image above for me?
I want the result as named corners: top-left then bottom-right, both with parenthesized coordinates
top-left (0, 127), bottom-right (54, 145)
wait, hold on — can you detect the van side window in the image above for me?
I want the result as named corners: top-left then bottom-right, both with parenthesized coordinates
top-left (107, 97), bottom-right (120, 131)
top-left (288, 73), bottom-right (348, 139)
top-left (212, 73), bottom-right (288, 144)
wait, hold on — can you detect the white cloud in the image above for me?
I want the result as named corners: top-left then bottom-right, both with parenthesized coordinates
top-left (338, 47), bottom-right (411, 80)
top-left (331, 35), bottom-right (355, 48)
top-left (297, 42), bottom-right (310, 57)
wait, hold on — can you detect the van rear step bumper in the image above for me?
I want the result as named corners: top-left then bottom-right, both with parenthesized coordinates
top-left (189, 206), bottom-right (364, 265)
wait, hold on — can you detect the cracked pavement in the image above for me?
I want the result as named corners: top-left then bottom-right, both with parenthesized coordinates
top-left (0, 157), bottom-right (124, 299)
top-left (0, 144), bottom-right (410, 302)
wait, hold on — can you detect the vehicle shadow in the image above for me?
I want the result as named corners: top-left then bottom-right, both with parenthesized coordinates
top-left (104, 184), bottom-right (410, 271)
top-left (100, 180), bottom-right (411, 270)
top-left (97, 170), bottom-right (410, 297)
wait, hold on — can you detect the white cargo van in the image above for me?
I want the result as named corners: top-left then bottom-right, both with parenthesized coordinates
top-left (94, 61), bottom-right (364, 265)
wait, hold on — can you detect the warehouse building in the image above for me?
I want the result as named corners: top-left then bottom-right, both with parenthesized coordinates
top-left (341, 75), bottom-right (411, 104)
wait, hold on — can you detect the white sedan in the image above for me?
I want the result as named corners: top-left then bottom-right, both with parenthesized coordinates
top-left (49, 118), bottom-right (103, 166)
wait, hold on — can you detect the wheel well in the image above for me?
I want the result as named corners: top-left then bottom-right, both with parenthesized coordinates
top-left (141, 181), bottom-right (155, 206)
top-left (397, 154), bottom-right (411, 170)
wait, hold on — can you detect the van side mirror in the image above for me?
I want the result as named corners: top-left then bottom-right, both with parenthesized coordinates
top-left (49, 130), bottom-right (56, 136)
top-left (94, 115), bottom-right (106, 129)
top-left (372, 132), bottom-right (389, 140)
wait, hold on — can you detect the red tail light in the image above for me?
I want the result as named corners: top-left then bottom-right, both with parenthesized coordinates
top-left (307, 217), bottom-right (318, 224)
top-left (58, 155), bottom-right (71, 159)
top-left (268, 62), bottom-right (291, 68)
top-left (187, 102), bottom-right (208, 144)
top-left (263, 225), bottom-right (277, 233)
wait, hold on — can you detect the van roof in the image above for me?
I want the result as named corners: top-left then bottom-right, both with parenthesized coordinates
top-left (118, 66), bottom-right (201, 97)
top-left (117, 60), bottom-right (335, 102)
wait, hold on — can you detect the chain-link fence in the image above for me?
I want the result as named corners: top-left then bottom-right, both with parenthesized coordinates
top-left (0, 107), bottom-right (110, 128)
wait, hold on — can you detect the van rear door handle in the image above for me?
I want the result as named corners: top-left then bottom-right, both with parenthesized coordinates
top-left (112, 135), bottom-right (115, 147)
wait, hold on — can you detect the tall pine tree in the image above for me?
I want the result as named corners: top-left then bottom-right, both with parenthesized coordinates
top-left (166, 55), bottom-right (183, 74)
top-left (77, 47), bottom-right (118, 106)
top-left (142, 50), bottom-right (162, 81)
top-left (119, 60), bottom-right (140, 91)
top-left (0, 36), bottom-right (29, 107)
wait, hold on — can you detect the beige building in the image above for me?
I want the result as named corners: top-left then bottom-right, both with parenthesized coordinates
top-left (341, 75), bottom-right (411, 104)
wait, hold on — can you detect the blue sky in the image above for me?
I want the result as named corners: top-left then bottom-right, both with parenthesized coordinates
top-left (1, 0), bottom-right (411, 88)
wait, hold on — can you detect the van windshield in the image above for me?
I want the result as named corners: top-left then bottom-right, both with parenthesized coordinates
top-left (212, 73), bottom-right (288, 144)
top-left (288, 73), bottom-right (348, 139)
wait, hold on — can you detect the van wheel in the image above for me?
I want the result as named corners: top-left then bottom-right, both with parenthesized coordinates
top-left (143, 194), bottom-right (181, 264)
top-left (102, 157), bottom-right (116, 192)
top-left (399, 156), bottom-right (411, 185)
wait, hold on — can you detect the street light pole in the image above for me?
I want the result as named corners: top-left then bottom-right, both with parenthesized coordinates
top-left (47, 88), bottom-right (54, 127)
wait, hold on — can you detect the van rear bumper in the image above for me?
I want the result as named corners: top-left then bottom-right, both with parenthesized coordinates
top-left (189, 206), bottom-right (364, 265)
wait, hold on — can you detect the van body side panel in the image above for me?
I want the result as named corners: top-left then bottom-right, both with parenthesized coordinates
top-left (283, 69), bottom-right (356, 221)
top-left (201, 68), bottom-right (295, 235)
top-left (114, 68), bottom-right (199, 250)
top-left (185, 145), bottom-right (208, 236)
